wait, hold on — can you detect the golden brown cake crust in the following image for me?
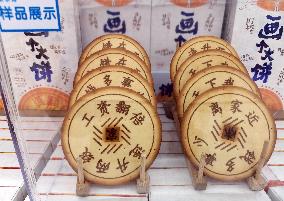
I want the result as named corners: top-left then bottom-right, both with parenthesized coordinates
top-left (177, 66), bottom-right (260, 118)
top-left (62, 87), bottom-right (161, 185)
top-left (79, 33), bottom-right (151, 68)
top-left (170, 36), bottom-right (239, 81)
top-left (69, 66), bottom-right (156, 107)
top-left (75, 48), bottom-right (152, 86)
top-left (181, 86), bottom-right (276, 181)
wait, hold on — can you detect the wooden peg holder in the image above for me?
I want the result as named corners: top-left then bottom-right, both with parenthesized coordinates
top-left (162, 101), bottom-right (175, 120)
top-left (76, 158), bottom-right (90, 197)
top-left (75, 155), bottom-right (150, 196)
top-left (165, 102), bottom-right (268, 191)
top-left (247, 141), bottom-right (268, 191)
top-left (169, 103), bottom-right (208, 190)
top-left (187, 153), bottom-right (208, 190)
top-left (137, 154), bottom-right (150, 194)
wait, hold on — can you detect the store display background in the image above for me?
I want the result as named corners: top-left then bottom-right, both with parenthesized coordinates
top-left (0, 0), bottom-right (284, 201)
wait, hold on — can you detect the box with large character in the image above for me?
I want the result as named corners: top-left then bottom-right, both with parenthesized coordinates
top-left (151, 0), bottom-right (226, 99)
top-left (0, 0), bottom-right (81, 115)
top-left (79, 0), bottom-right (151, 55)
top-left (223, 0), bottom-right (284, 115)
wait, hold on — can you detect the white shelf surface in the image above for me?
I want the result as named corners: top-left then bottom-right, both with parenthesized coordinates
top-left (1, 104), bottom-right (284, 201)
top-left (0, 116), bottom-right (61, 201)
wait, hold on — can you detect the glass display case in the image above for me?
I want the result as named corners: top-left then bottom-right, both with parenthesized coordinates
top-left (0, 0), bottom-right (283, 201)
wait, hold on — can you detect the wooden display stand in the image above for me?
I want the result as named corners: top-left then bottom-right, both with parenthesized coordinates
top-left (75, 156), bottom-right (150, 197)
top-left (163, 100), bottom-right (174, 120)
top-left (163, 102), bottom-right (268, 191)
top-left (137, 155), bottom-right (150, 194)
top-left (186, 153), bottom-right (207, 190)
top-left (76, 158), bottom-right (90, 197)
top-left (247, 141), bottom-right (268, 191)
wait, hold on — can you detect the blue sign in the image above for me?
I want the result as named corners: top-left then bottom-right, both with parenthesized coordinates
top-left (251, 15), bottom-right (283, 83)
top-left (0, 0), bottom-right (61, 32)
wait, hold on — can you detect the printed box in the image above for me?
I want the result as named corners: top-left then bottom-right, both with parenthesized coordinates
top-left (0, 0), bottom-right (81, 115)
top-left (79, 0), bottom-right (151, 54)
top-left (223, 0), bottom-right (284, 114)
top-left (151, 0), bottom-right (226, 94)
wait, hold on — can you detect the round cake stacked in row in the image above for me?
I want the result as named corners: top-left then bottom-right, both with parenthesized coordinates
top-left (61, 34), bottom-right (161, 185)
top-left (170, 36), bottom-right (276, 181)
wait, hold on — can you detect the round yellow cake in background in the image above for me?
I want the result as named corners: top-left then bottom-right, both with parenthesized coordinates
top-left (69, 66), bottom-right (156, 107)
top-left (96, 0), bottom-right (133, 7)
top-left (177, 66), bottom-right (260, 118)
top-left (173, 50), bottom-right (248, 96)
top-left (257, 0), bottom-right (284, 11)
top-left (74, 48), bottom-right (152, 86)
top-left (170, 0), bottom-right (208, 7)
top-left (80, 34), bottom-right (151, 68)
top-left (259, 87), bottom-right (284, 113)
top-left (170, 36), bottom-right (239, 81)
top-left (18, 87), bottom-right (69, 111)
top-left (0, 99), bottom-right (4, 112)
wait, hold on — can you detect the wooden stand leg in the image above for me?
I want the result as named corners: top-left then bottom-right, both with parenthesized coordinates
top-left (169, 104), bottom-right (208, 190)
top-left (187, 154), bottom-right (208, 190)
top-left (162, 101), bottom-right (175, 120)
top-left (76, 158), bottom-right (90, 197)
top-left (137, 154), bottom-right (150, 194)
top-left (247, 141), bottom-right (268, 191)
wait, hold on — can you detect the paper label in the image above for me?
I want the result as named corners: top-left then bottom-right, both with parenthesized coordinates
top-left (0, 0), bottom-right (61, 32)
